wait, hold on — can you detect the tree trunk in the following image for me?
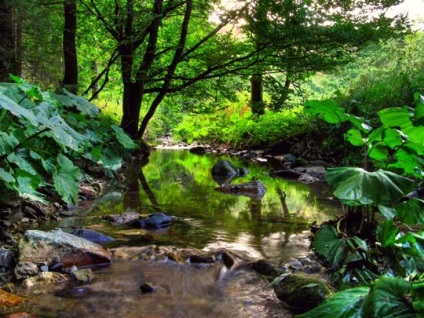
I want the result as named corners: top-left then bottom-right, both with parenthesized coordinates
top-left (250, 73), bottom-right (265, 115)
top-left (121, 81), bottom-right (144, 138)
top-left (0, 0), bottom-right (15, 82)
top-left (63, 0), bottom-right (78, 93)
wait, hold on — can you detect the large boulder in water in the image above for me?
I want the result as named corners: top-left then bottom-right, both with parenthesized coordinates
top-left (16, 229), bottom-right (111, 278)
top-left (273, 272), bottom-right (333, 313)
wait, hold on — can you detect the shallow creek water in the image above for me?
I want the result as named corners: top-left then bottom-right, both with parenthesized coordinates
top-left (4, 149), bottom-right (341, 317)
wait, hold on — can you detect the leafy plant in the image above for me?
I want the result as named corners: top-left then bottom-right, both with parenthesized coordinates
top-left (300, 94), bottom-right (424, 316)
top-left (298, 276), bottom-right (423, 318)
top-left (0, 76), bottom-right (137, 204)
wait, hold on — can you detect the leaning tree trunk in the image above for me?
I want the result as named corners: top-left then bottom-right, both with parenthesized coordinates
top-left (250, 73), bottom-right (265, 115)
top-left (0, 0), bottom-right (15, 82)
top-left (63, 0), bottom-right (78, 93)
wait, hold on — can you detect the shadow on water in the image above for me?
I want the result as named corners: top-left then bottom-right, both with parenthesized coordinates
top-left (8, 149), bottom-right (341, 317)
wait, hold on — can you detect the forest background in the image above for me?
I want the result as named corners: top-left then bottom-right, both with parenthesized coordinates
top-left (1, 1), bottom-right (424, 316)
top-left (0, 0), bottom-right (422, 155)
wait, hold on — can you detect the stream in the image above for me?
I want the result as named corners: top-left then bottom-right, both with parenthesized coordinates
top-left (3, 149), bottom-right (341, 317)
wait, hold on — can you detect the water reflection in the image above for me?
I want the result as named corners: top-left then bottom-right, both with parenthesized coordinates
top-left (64, 149), bottom-right (339, 261)
top-left (7, 149), bottom-right (343, 318)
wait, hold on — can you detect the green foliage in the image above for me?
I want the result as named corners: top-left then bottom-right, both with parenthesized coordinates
top-left (0, 77), bottom-right (137, 204)
top-left (305, 97), bottom-right (424, 178)
top-left (299, 277), bottom-right (422, 318)
top-left (304, 93), bottom-right (423, 315)
top-left (174, 99), bottom-right (309, 147)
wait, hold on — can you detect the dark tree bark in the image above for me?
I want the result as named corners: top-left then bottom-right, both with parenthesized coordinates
top-left (250, 73), bottom-right (265, 115)
top-left (0, 0), bottom-right (15, 82)
top-left (63, 0), bottom-right (78, 93)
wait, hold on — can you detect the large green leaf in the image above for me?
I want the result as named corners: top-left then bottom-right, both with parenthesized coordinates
top-left (52, 154), bottom-right (80, 204)
top-left (297, 287), bottom-right (369, 318)
top-left (33, 103), bottom-right (86, 151)
top-left (0, 91), bottom-right (39, 125)
top-left (393, 198), bottom-right (424, 225)
top-left (311, 225), bottom-right (346, 266)
top-left (379, 107), bottom-right (424, 145)
top-left (305, 100), bottom-right (348, 124)
top-left (111, 125), bottom-right (137, 149)
top-left (16, 169), bottom-right (46, 203)
top-left (326, 168), bottom-right (415, 206)
top-left (53, 90), bottom-right (100, 117)
top-left (361, 276), bottom-right (414, 317)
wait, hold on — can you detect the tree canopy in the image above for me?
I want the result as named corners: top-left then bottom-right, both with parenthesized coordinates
top-left (0, 0), bottom-right (410, 138)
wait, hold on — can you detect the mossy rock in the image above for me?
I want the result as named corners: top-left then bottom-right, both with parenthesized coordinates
top-left (273, 272), bottom-right (333, 313)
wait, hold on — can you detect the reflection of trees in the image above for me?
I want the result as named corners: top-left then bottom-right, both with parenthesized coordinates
top-left (128, 149), bottom-right (316, 253)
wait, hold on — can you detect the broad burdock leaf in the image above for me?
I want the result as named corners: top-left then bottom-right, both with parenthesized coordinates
top-left (111, 125), bottom-right (137, 149)
top-left (362, 276), bottom-right (414, 318)
top-left (0, 91), bottom-right (39, 125)
top-left (0, 167), bottom-right (15, 185)
top-left (379, 107), bottom-right (424, 145)
top-left (53, 154), bottom-right (80, 204)
top-left (33, 103), bottom-right (87, 151)
top-left (305, 99), bottom-right (348, 124)
top-left (297, 287), bottom-right (369, 318)
top-left (62, 90), bottom-right (100, 117)
top-left (16, 169), bottom-right (47, 203)
top-left (393, 198), bottom-right (424, 225)
top-left (326, 168), bottom-right (415, 206)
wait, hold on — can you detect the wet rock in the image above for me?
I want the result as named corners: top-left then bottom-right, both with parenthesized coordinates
top-left (73, 269), bottom-right (93, 284)
top-left (14, 262), bottom-right (39, 280)
top-left (215, 180), bottom-right (267, 199)
top-left (104, 212), bottom-right (140, 225)
top-left (70, 229), bottom-right (115, 245)
top-left (131, 212), bottom-right (175, 229)
top-left (220, 251), bottom-right (235, 269)
top-left (211, 160), bottom-right (239, 184)
top-left (0, 248), bottom-right (15, 272)
top-left (294, 166), bottom-right (327, 181)
top-left (273, 272), bottom-right (333, 313)
top-left (22, 271), bottom-right (68, 289)
top-left (16, 229), bottom-right (111, 276)
top-left (139, 282), bottom-right (157, 293)
top-left (251, 259), bottom-right (283, 278)
top-left (189, 254), bottom-right (215, 264)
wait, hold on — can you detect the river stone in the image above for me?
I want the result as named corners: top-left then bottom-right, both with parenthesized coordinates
top-left (273, 272), bottom-right (333, 313)
top-left (17, 229), bottom-right (111, 273)
top-left (0, 248), bottom-right (15, 271)
top-left (73, 268), bottom-right (93, 284)
top-left (211, 159), bottom-right (240, 185)
top-left (132, 212), bottom-right (174, 229)
top-left (70, 229), bottom-right (115, 245)
top-left (22, 271), bottom-right (68, 289)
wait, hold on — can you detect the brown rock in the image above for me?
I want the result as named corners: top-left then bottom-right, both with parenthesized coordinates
top-left (17, 229), bottom-right (111, 274)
